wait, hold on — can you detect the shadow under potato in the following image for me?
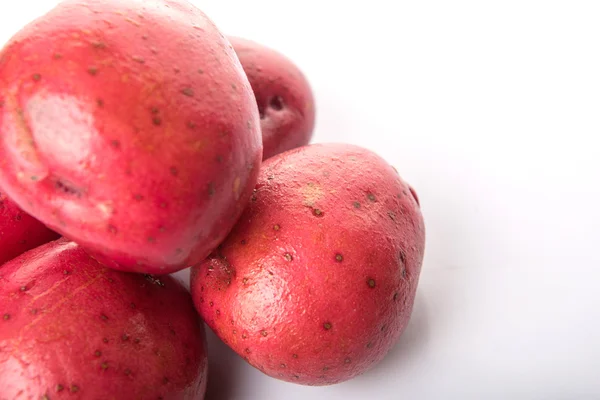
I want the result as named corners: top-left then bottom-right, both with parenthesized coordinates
top-left (205, 326), bottom-right (244, 400)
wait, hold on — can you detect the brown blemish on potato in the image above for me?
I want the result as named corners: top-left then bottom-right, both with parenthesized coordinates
top-left (134, 194), bottom-right (144, 201)
top-left (242, 333), bottom-right (248, 339)
top-left (122, 333), bottom-right (130, 341)
top-left (162, 377), bottom-right (169, 384)
top-left (367, 279), bottom-right (376, 288)
top-left (94, 350), bottom-right (102, 357)
top-left (56, 383), bottom-right (65, 392)
top-left (169, 166), bottom-right (178, 176)
top-left (245, 348), bottom-right (251, 354)
top-left (70, 385), bottom-right (80, 393)
top-left (53, 53), bottom-right (63, 59)
top-left (3, 314), bottom-right (10, 320)
top-left (367, 341), bottom-right (374, 348)
top-left (209, 301), bottom-right (214, 307)
top-left (292, 354), bottom-right (298, 359)
top-left (96, 98), bottom-right (104, 108)
top-left (353, 201), bottom-right (361, 209)
top-left (345, 358), bottom-right (352, 364)
top-left (107, 224), bottom-right (118, 235)
top-left (152, 116), bottom-right (162, 126)
top-left (284, 253), bottom-right (293, 262)
top-left (181, 87), bottom-right (194, 97)
top-left (260, 330), bottom-right (268, 337)
top-left (312, 208), bottom-right (324, 217)
top-left (100, 314), bottom-right (108, 321)
top-left (91, 41), bottom-right (106, 49)
top-left (273, 224), bottom-right (281, 231)
top-left (393, 292), bottom-right (399, 301)
top-left (88, 66), bottom-right (99, 76)
top-left (280, 363), bottom-right (286, 368)
top-left (208, 182), bottom-right (216, 197)
top-left (335, 254), bottom-right (343, 262)
top-left (367, 192), bottom-right (377, 202)
top-left (32, 73), bottom-right (41, 81)
top-left (101, 362), bottom-right (109, 370)
top-left (323, 322), bottom-right (332, 330)
top-left (269, 96), bottom-right (284, 111)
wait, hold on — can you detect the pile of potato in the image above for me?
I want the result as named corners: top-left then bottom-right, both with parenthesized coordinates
top-left (0, 0), bottom-right (425, 398)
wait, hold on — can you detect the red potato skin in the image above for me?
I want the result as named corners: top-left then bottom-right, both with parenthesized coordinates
top-left (229, 36), bottom-right (315, 160)
top-left (0, 190), bottom-right (59, 265)
top-left (0, 0), bottom-right (262, 274)
top-left (0, 239), bottom-right (208, 400)
top-left (190, 143), bottom-right (425, 386)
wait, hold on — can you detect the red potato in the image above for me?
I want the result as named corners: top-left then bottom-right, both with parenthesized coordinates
top-left (191, 143), bottom-right (425, 386)
top-left (0, 239), bottom-right (208, 399)
top-left (0, 0), bottom-right (262, 274)
top-left (229, 36), bottom-right (315, 160)
top-left (0, 190), bottom-right (59, 265)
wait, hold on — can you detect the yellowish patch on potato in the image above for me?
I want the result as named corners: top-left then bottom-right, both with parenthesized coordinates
top-left (302, 182), bottom-right (324, 208)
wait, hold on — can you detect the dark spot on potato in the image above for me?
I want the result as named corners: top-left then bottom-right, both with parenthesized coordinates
top-left (260, 330), bottom-right (268, 337)
top-left (388, 211), bottom-right (397, 221)
top-left (41, 395), bottom-right (50, 400)
top-left (284, 253), bottom-right (293, 262)
top-left (393, 292), bottom-right (399, 301)
top-left (107, 224), bottom-right (118, 235)
top-left (208, 182), bottom-right (216, 197)
top-left (31, 309), bottom-right (38, 315)
top-left (110, 140), bottom-right (120, 149)
top-left (353, 201), bottom-right (361, 209)
top-left (147, 236), bottom-right (156, 243)
top-left (335, 254), bottom-right (344, 262)
top-left (53, 53), bottom-right (63, 59)
top-left (323, 322), bottom-right (332, 330)
top-left (63, 270), bottom-right (71, 275)
top-left (280, 363), bottom-right (286, 368)
top-left (409, 186), bottom-right (420, 206)
top-left (345, 358), bottom-right (352, 364)
top-left (273, 224), bottom-right (281, 231)
top-left (245, 348), bottom-right (251, 354)
top-left (70, 385), bottom-right (80, 393)
top-left (367, 341), bottom-right (374, 348)
top-left (209, 301), bottom-right (214, 307)
top-left (100, 314), bottom-right (108, 321)
top-left (142, 34), bottom-right (148, 40)
top-left (292, 375), bottom-right (300, 379)
top-left (181, 87), bottom-right (194, 97)
top-left (242, 278), bottom-right (249, 285)
top-left (3, 314), bottom-right (10, 320)
top-left (96, 99), bottom-right (104, 108)
top-left (312, 208), bottom-right (324, 217)
top-left (134, 194), bottom-right (144, 201)
top-left (55, 179), bottom-right (81, 197)
top-left (163, 377), bottom-right (169, 384)
top-left (247, 121), bottom-right (252, 129)
top-left (20, 286), bottom-right (28, 292)
top-left (169, 166), bottom-right (178, 176)
top-left (88, 66), bottom-right (99, 76)
top-left (240, 239), bottom-right (247, 245)
top-left (318, 375), bottom-right (325, 379)
top-left (103, 337), bottom-right (109, 343)
top-left (198, 68), bottom-right (204, 74)
top-left (367, 279), bottom-right (376, 288)
top-left (159, 202), bottom-right (167, 209)
top-left (56, 384), bottom-right (64, 392)
top-left (94, 350), bottom-right (102, 357)
top-left (242, 333), bottom-right (248, 339)
top-left (32, 73), bottom-right (41, 81)
top-left (399, 250), bottom-right (407, 265)
top-left (292, 354), bottom-right (298, 359)
top-left (132, 55), bottom-right (145, 63)
top-left (231, 83), bottom-right (237, 91)
top-left (92, 41), bottom-right (106, 49)
top-left (216, 310), bottom-right (221, 316)
top-left (101, 362), bottom-right (108, 370)
top-left (124, 368), bottom-right (132, 376)
top-left (134, 338), bottom-right (140, 344)
top-left (152, 116), bottom-right (162, 126)
top-left (122, 333), bottom-right (130, 341)
top-left (381, 325), bottom-right (388, 332)
top-left (367, 192), bottom-right (377, 202)
top-left (269, 96), bottom-right (284, 111)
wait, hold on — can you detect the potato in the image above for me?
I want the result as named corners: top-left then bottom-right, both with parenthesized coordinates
top-left (229, 36), bottom-right (315, 159)
top-left (0, 190), bottom-right (59, 265)
top-left (0, 0), bottom-right (262, 274)
top-left (190, 143), bottom-right (425, 385)
top-left (0, 239), bottom-right (208, 399)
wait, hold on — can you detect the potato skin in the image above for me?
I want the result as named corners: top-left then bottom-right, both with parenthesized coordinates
top-left (191, 143), bottom-right (425, 386)
top-left (0, 0), bottom-right (262, 274)
top-left (0, 190), bottom-right (59, 265)
top-left (229, 36), bottom-right (315, 160)
top-left (0, 239), bottom-right (208, 400)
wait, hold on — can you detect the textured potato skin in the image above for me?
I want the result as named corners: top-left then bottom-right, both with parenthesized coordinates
top-left (0, 0), bottom-right (262, 274)
top-left (0, 190), bottom-right (59, 265)
top-left (190, 143), bottom-right (425, 386)
top-left (0, 239), bottom-right (208, 400)
top-left (229, 36), bottom-right (315, 160)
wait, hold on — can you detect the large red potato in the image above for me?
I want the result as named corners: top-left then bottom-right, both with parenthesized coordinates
top-left (0, 190), bottom-right (59, 265)
top-left (0, 0), bottom-right (262, 274)
top-left (190, 143), bottom-right (425, 386)
top-left (229, 36), bottom-right (315, 160)
top-left (0, 239), bottom-right (208, 399)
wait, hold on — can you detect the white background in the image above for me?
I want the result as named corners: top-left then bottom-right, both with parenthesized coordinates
top-left (2, 1), bottom-right (600, 399)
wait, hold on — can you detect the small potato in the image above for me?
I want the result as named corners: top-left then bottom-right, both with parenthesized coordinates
top-left (191, 143), bottom-right (425, 386)
top-left (230, 36), bottom-right (316, 159)
top-left (0, 239), bottom-right (208, 399)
